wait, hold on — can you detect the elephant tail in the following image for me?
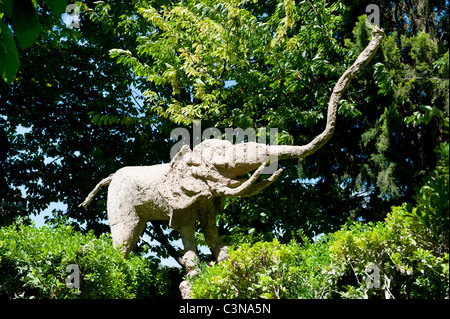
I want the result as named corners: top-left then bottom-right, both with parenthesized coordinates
top-left (78, 174), bottom-right (114, 209)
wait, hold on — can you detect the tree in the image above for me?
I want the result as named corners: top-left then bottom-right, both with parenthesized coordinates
top-left (0, 0), bottom-right (68, 84)
top-left (0, 1), bottom-right (177, 237)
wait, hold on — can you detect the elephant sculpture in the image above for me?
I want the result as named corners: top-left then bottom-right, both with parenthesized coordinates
top-left (79, 139), bottom-right (283, 267)
top-left (79, 27), bottom-right (384, 298)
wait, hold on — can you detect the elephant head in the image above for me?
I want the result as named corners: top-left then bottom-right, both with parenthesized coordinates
top-left (159, 139), bottom-right (283, 214)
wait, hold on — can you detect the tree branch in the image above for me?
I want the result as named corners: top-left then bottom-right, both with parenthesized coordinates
top-left (147, 222), bottom-right (184, 267)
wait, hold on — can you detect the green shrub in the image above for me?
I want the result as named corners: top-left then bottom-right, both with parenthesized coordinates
top-left (329, 204), bottom-right (449, 298)
top-left (190, 237), bottom-right (334, 299)
top-left (0, 224), bottom-right (172, 299)
top-left (329, 143), bottom-right (449, 299)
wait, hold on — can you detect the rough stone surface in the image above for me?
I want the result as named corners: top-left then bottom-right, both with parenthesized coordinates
top-left (79, 139), bottom-right (283, 258)
top-left (79, 27), bottom-right (384, 299)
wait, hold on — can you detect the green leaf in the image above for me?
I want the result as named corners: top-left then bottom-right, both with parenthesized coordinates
top-left (12, 0), bottom-right (41, 49)
top-left (42, 0), bottom-right (68, 16)
top-left (0, 0), bottom-right (14, 18)
top-left (0, 19), bottom-right (20, 84)
top-left (278, 130), bottom-right (294, 145)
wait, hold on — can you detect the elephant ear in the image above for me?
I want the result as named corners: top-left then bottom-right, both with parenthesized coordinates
top-left (159, 145), bottom-right (211, 211)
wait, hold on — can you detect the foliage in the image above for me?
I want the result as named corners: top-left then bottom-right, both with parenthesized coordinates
top-left (0, 0), bottom-right (68, 84)
top-left (0, 223), bottom-right (173, 298)
top-left (0, 0), bottom-right (177, 237)
top-left (408, 141), bottom-right (449, 249)
top-left (190, 236), bottom-right (334, 299)
top-left (330, 206), bottom-right (449, 299)
top-left (330, 142), bottom-right (449, 299)
top-left (191, 143), bottom-right (449, 299)
top-left (109, 0), bottom-right (346, 127)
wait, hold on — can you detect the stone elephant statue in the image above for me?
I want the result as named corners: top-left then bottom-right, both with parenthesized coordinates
top-left (79, 139), bottom-right (283, 272)
top-left (80, 27), bottom-right (384, 298)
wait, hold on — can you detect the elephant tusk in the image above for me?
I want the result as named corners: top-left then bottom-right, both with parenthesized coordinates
top-left (241, 167), bottom-right (284, 197)
top-left (217, 161), bottom-right (268, 197)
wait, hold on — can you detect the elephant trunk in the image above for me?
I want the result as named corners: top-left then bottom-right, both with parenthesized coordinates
top-left (267, 144), bottom-right (309, 161)
top-left (269, 27), bottom-right (385, 162)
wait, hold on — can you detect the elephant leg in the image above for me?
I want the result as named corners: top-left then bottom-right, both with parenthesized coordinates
top-left (109, 206), bottom-right (146, 258)
top-left (199, 211), bottom-right (228, 263)
top-left (176, 218), bottom-right (199, 275)
top-left (174, 218), bottom-right (199, 300)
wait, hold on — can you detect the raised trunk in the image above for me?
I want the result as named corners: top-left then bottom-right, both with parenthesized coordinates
top-left (269, 27), bottom-right (385, 161)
